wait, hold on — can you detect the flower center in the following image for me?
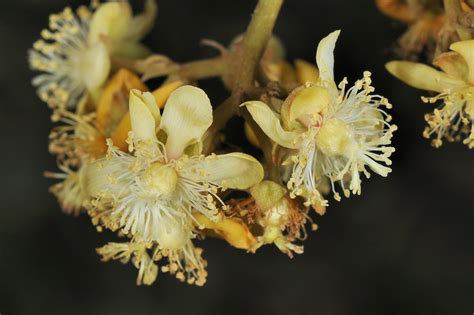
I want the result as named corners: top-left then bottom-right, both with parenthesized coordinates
top-left (141, 162), bottom-right (179, 197)
top-left (315, 118), bottom-right (356, 157)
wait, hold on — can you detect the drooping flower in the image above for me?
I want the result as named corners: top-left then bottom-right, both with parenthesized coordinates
top-left (29, 1), bottom-right (157, 109)
top-left (244, 30), bottom-right (396, 209)
top-left (386, 39), bottom-right (474, 148)
top-left (84, 85), bottom-right (263, 284)
top-left (248, 180), bottom-right (316, 258)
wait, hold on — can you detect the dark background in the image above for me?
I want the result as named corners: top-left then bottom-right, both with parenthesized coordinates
top-left (0, 0), bottom-right (472, 314)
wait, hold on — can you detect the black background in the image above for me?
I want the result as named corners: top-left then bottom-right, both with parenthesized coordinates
top-left (0, 1), bottom-right (473, 314)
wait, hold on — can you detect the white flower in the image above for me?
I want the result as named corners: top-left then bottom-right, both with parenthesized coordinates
top-left (29, 1), bottom-right (157, 109)
top-left (84, 86), bottom-right (263, 283)
top-left (386, 39), bottom-right (474, 148)
top-left (244, 30), bottom-right (396, 208)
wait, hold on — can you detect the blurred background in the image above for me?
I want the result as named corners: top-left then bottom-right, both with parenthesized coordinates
top-left (0, 0), bottom-right (472, 314)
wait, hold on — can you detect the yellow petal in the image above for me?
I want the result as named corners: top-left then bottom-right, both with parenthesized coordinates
top-left (83, 42), bottom-right (110, 92)
top-left (160, 86), bottom-right (212, 159)
top-left (151, 80), bottom-right (184, 109)
top-left (316, 30), bottom-right (340, 84)
top-left (279, 61), bottom-right (298, 88)
top-left (294, 59), bottom-right (319, 84)
top-left (193, 213), bottom-right (257, 251)
top-left (190, 153), bottom-right (263, 190)
top-left (243, 101), bottom-right (299, 149)
top-left (110, 112), bottom-right (131, 152)
top-left (129, 89), bottom-right (157, 142)
top-left (450, 40), bottom-right (474, 84)
top-left (386, 61), bottom-right (465, 92)
top-left (96, 69), bottom-right (148, 135)
top-left (88, 2), bottom-right (132, 44)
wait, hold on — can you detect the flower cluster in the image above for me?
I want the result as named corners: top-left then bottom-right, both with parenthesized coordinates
top-left (381, 0), bottom-right (473, 148)
top-left (31, 1), bottom-right (396, 286)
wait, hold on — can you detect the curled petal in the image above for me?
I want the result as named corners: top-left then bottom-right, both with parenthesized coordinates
top-left (129, 90), bottom-right (158, 142)
top-left (243, 101), bottom-right (299, 149)
top-left (282, 85), bottom-right (330, 125)
top-left (433, 52), bottom-right (468, 81)
top-left (186, 153), bottom-right (264, 190)
top-left (160, 86), bottom-right (212, 159)
top-left (315, 30), bottom-right (340, 84)
top-left (450, 40), bottom-right (474, 84)
top-left (88, 2), bottom-right (132, 44)
top-left (194, 213), bottom-right (257, 250)
top-left (386, 61), bottom-right (465, 92)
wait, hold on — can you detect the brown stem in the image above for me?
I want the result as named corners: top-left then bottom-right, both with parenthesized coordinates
top-left (175, 57), bottom-right (227, 81)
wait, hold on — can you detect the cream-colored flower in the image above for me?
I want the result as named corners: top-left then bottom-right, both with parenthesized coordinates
top-left (29, 1), bottom-right (156, 109)
top-left (386, 39), bottom-right (474, 148)
top-left (84, 86), bottom-right (263, 284)
top-left (97, 238), bottom-right (207, 286)
top-left (244, 30), bottom-right (396, 208)
top-left (249, 180), bottom-right (316, 258)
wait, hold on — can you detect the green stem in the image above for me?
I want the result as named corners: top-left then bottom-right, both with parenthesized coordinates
top-left (112, 56), bottom-right (226, 81)
top-left (234, 0), bottom-right (284, 92)
top-left (212, 0), bottom-right (284, 132)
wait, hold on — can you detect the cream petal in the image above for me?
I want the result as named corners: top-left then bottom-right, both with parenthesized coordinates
top-left (450, 40), bottom-right (474, 84)
top-left (127, 0), bottom-right (158, 41)
top-left (111, 42), bottom-right (152, 59)
top-left (286, 85), bottom-right (330, 123)
top-left (160, 86), bottom-right (212, 159)
top-left (81, 159), bottom-right (125, 197)
top-left (83, 42), bottom-right (110, 91)
top-left (315, 30), bottom-right (340, 84)
top-left (386, 61), bottom-right (466, 92)
top-left (243, 101), bottom-right (299, 149)
top-left (88, 2), bottom-right (132, 44)
top-left (129, 89), bottom-right (158, 142)
top-left (187, 153), bottom-right (264, 190)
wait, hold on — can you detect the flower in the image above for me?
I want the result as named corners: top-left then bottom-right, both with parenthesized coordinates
top-left (386, 39), bottom-right (474, 148)
top-left (29, 1), bottom-right (157, 109)
top-left (244, 30), bottom-right (396, 208)
top-left (45, 109), bottom-right (105, 215)
top-left (248, 180), bottom-right (316, 258)
top-left (84, 85), bottom-right (263, 284)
